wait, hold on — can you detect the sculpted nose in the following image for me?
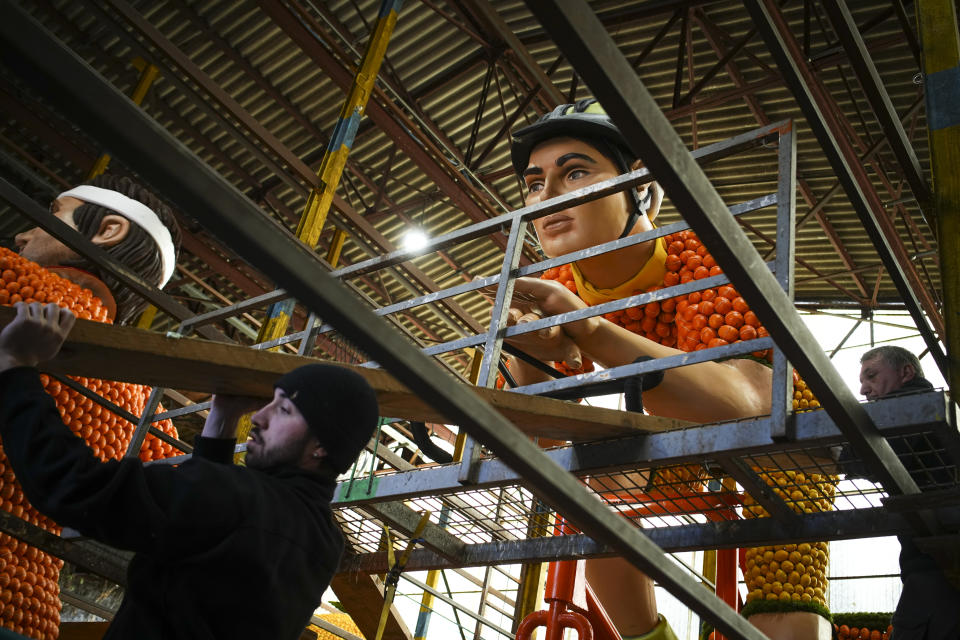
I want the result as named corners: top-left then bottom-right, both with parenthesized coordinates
top-left (541, 180), bottom-right (560, 200)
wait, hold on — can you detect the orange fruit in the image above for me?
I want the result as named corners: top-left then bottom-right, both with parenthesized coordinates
top-left (718, 325), bottom-right (739, 343)
top-left (714, 296), bottom-right (732, 315)
top-left (725, 310), bottom-right (744, 328)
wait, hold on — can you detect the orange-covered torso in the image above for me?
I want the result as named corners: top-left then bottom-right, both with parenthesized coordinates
top-left (0, 247), bottom-right (180, 638)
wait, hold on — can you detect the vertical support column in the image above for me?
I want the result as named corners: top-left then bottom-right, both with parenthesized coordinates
top-left (459, 216), bottom-right (529, 483)
top-left (917, 0), bottom-right (960, 398)
top-left (258, 0), bottom-right (404, 346)
top-left (413, 568), bottom-right (441, 640)
top-left (88, 58), bottom-right (159, 179)
top-left (771, 125), bottom-right (797, 441)
top-left (123, 386), bottom-right (164, 458)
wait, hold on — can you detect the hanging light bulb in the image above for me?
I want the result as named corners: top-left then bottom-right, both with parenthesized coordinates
top-left (402, 227), bottom-right (429, 252)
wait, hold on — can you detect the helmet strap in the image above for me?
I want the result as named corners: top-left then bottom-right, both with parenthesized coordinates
top-left (618, 187), bottom-right (652, 239)
top-left (609, 147), bottom-right (652, 239)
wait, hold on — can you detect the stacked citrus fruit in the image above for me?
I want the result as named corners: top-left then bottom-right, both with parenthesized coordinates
top-left (743, 541), bottom-right (830, 607)
top-left (308, 612), bottom-right (364, 640)
top-left (0, 532), bottom-right (62, 637)
top-left (793, 371), bottom-right (821, 412)
top-left (742, 469), bottom-right (836, 615)
top-left (832, 613), bottom-right (894, 640)
top-left (662, 231), bottom-right (772, 359)
top-left (0, 247), bottom-right (180, 638)
top-left (834, 624), bottom-right (891, 640)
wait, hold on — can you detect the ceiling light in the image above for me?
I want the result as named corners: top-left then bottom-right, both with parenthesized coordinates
top-left (402, 228), bottom-right (429, 253)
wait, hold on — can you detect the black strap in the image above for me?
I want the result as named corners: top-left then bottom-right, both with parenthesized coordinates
top-left (623, 356), bottom-right (664, 414)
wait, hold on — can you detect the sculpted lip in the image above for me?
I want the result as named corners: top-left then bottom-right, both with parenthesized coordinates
top-left (540, 214), bottom-right (572, 231)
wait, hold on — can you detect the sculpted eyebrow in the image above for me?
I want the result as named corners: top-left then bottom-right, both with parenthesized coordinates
top-left (523, 152), bottom-right (597, 178)
top-left (556, 152), bottom-right (597, 166)
top-left (522, 166), bottom-right (543, 178)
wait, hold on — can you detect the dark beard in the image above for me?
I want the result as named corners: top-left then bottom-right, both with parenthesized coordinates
top-left (246, 430), bottom-right (313, 471)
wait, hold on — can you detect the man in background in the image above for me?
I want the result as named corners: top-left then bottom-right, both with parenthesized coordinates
top-left (857, 346), bottom-right (959, 640)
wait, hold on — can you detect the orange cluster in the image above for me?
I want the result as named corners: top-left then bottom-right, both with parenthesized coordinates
top-left (0, 247), bottom-right (180, 638)
top-left (661, 231), bottom-right (771, 359)
top-left (0, 256), bottom-right (109, 323)
top-left (540, 232), bottom-right (775, 366)
top-left (647, 463), bottom-right (706, 495)
top-left (39, 374), bottom-right (180, 463)
top-left (0, 533), bottom-right (62, 638)
top-left (835, 625), bottom-right (890, 640)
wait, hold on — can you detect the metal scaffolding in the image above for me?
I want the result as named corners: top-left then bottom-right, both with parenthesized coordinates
top-left (0, 2), bottom-right (957, 639)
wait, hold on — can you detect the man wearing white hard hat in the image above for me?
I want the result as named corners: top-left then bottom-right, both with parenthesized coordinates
top-left (15, 174), bottom-right (180, 324)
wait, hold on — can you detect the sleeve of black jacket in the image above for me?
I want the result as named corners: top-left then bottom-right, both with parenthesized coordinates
top-left (0, 366), bottom-right (243, 553)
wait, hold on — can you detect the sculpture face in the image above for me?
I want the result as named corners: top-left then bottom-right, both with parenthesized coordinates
top-left (14, 196), bottom-right (86, 266)
top-left (522, 137), bottom-right (632, 259)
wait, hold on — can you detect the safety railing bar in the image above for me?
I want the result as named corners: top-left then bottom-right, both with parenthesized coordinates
top-left (516, 338), bottom-right (775, 397)
top-left (417, 265), bottom-right (773, 358)
top-left (334, 121), bottom-right (787, 281)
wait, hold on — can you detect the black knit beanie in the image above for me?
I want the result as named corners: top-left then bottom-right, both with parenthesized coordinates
top-left (274, 364), bottom-right (380, 474)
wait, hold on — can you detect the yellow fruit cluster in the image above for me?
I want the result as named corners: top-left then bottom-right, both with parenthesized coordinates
top-left (649, 463), bottom-right (706, 495)
top-left (744, 541), bottom-right (830, 606)
top-left (743, 470), bottom-right (836, 517)
top-left (742, 470), bottom-right (837, 611)
top-left (792, 374), bottom-right (821, 412)
top-left (308, 613), bottom-right (364, 640)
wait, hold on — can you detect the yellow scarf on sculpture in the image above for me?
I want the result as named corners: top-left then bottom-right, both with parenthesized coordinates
top-left (571, 235), bottom-right (668, 306)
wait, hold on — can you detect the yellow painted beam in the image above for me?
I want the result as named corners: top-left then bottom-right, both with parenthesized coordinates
top-left (258, 0), bottom-right (403, 344)
top-left (413, 569), bottom-right (439, 640)
top-left (135, 303), bottom-right (157, 329)
top-left (917, 0), bottom-right (960, 398)
top-left (88, 59), bottom-right (159, 179)
top-left (326, 229), bottom-right (348, 267)
top-left (297, 2), bottom-right (402, 248)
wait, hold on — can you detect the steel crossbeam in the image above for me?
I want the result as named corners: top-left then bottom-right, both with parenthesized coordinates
top-left (341, 504), bottom-right (960, 574)
top-left (821, 0), bottom-right (931, 206)
top-left (332, 391), bottom-right (954, 506)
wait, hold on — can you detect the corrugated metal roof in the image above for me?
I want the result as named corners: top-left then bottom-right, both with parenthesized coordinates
top-left (0, 0), bottom-right (943, 356)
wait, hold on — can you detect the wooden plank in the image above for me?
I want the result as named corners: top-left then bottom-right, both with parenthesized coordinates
top-left (0, 307), bottom-right (693, 441)
top-left (57, 622), bottom-right (318, 639)
top-left (58, 623), bottom-right (110, 640)
top-left (329, 572), bottom-right (413, 640)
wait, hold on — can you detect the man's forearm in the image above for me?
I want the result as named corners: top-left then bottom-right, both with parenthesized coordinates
top-left (200, 407), bottom-right (242, 440)
top-left (0, 353), bottom-right (30, 375)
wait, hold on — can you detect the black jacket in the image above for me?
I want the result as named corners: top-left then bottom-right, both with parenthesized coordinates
top-left (0, 367), bottom-right (344, 639)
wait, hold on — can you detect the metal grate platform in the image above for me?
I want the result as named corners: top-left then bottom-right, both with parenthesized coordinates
top-left (336, 390), bottom-right (960, 573)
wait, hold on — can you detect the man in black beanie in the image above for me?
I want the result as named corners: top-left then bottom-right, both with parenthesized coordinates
top-left (0, 302), bottom-right (380, 639)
